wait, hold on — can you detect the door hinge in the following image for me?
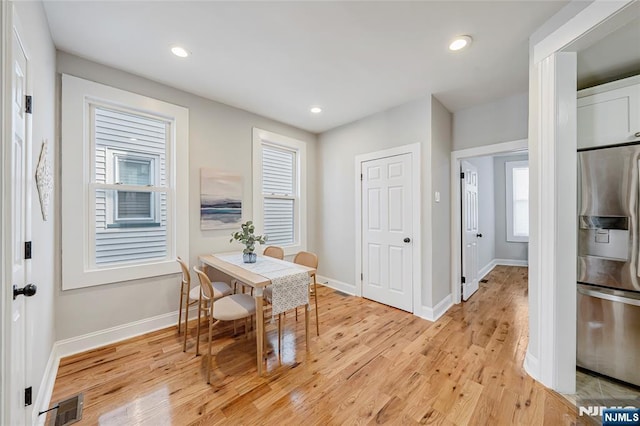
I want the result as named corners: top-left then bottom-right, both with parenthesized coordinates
top-left (360, 173), bottom-right (363, 181)
top-left (460, 172), bottom-right (465, 179)
top-left (24, 386), bottom-right (32, 406)
top-left (25, 241), bottom-right (32, 260)
top-left (25, 95), bottom-right (32, 114)
top-left (461, 276), bottom-right (466, 284)
top-left (361, 273), bottom-right (363, 280)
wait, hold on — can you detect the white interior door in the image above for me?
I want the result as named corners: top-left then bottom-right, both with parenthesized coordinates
top-left (362, 153), bottom-right (413, 312)
top-left (461, 160), bottom-right (479, 301)
top-left (9, 19), bottom-right (31, 425)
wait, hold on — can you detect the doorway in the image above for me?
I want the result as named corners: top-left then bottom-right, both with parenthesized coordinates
top-left (450, 139), bottom-right (528, 304)
top-left (355, 143), bottom-right (421, 313)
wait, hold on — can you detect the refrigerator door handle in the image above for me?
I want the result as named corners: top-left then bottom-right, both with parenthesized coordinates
top-left (578, 286), bottom-right (640, 307)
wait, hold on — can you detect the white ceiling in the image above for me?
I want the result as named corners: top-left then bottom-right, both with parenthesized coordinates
top-left (42, 1), bottom-right (569, 133)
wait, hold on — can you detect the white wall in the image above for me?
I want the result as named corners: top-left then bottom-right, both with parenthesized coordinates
top-left (317, 94), bottom-right (452, 310)
top-left (13, 0), bottom-right (57, 414)
top-left (452, 93), bottom-right (528, 151)
top-left (466, 156), bottom-right (495, 272)
top-left (54, 52), bottom-right (318, 340)
top-left (317, 97), bottom-right (432, 302)
top-left (494, 154), bottom-right (529, 262)
top-left (430, 97), bottom-right (452, 304)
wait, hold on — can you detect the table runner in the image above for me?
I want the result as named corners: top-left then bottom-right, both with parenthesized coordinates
top-left (215, 253), bottom-right (309, 316)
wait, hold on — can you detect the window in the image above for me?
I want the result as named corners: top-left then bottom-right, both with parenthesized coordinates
top-left (61, 75), bottom-right (189, 289)
top-left (506, 160), bottom-right (529, 242)
top-left (253, 128), bottom-right (307, 255)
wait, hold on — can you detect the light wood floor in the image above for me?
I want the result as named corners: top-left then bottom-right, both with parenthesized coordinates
top-left (48, 266), bottom-right (579, 425)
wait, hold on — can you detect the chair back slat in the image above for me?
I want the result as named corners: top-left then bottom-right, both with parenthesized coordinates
top-left (263, 246), bottom-right (285, 260)
top-left (293, 251), bottom-right (318, 269)
top-left (177, 257), bottom-right (190, 285)
top-left (193, 267), bottom-right (214, 300)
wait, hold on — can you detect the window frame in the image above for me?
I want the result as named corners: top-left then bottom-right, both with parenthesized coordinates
top-left (505, 159), bottom-right (529, 243)
top-left (105, 147), bottom-right (161, 227)
top-left (252, 128), bottom-right (307, 256)
top-left (61, 74), bottom-right (189, 290)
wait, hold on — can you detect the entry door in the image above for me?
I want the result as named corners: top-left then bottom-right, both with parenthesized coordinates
top-left (362, 153), bottom-right (413, 312)
top-left (9, 22), bottom-right (31, 425)
top-left (461, 160), bottom-right (479, 301)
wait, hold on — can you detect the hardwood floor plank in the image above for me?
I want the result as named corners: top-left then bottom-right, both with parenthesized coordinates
top-left (48, 266), bottom-right (579, 425)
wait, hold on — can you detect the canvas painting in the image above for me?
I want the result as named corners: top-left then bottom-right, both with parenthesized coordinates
top-left (200, 169), bottom-right (243, 230)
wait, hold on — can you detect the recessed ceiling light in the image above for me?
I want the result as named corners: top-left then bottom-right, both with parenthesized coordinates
top-left (310, 106), bottom-right (323, 114)
top-left (449, 35), bottom-right (473, 51)
top-left (171, 46), bottom-right (190, 58)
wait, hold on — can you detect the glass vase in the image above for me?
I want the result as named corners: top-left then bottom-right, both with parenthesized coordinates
top-left (243, 252), bottom-right (257, 263)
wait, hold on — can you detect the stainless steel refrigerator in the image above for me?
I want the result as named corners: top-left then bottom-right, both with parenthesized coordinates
top-left (577, 143), bottom-right (640, 387)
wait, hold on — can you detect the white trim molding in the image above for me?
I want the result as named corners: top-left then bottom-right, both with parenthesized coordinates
top-left (316, 275), bottom-right (357, 296)
top-left (354, 143), bottom-right (421, 308)
top-left (450, 139), bottom-right (528, 305)
top-left (0, 2), bottom-right (10, 423)
top-left (415, 295), bottom-right (453, 323)
top-left (32, 348), bottom-right (59, 426)
top-left (252, 128), bottom-right (308, 257)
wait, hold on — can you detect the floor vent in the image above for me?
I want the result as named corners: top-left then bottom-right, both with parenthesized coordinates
top-left (50, 393), bottom-right (83, 426)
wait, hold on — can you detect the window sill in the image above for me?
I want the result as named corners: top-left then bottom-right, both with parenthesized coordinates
top-left (106, 222), bottom-right (162, 229)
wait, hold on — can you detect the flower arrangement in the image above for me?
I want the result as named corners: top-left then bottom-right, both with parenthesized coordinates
top-left (230, 220), bottom-right (267, 263)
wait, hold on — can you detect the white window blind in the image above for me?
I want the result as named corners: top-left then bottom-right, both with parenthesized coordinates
top-left (512, 166), bottom-right (529, 237)
top-left (506, 160), bottom-right (529, 242)
top-left (262, 145), bottom-right (296, 245)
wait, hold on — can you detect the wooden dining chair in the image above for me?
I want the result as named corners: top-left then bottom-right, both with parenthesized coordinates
top-left (263, 245), bottom-right (284, 260)
top-left (193, 267), bottom-right (257, 384)
top-left (178, 258), bottom-right (232, 352)
top-left (293, 251), bottom-right (320, 336)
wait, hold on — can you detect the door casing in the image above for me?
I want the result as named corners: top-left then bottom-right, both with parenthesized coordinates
top-left (450, 139), bottom-right (528, 304)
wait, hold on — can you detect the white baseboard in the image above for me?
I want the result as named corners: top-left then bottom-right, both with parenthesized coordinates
top-left (494, 258), bottom-right (528, 267)
top-left (54, 310), bottom-right (181, 359)
top-left (33, 309), bottom-right (185, 425)
top-left (415, 294), bottom-right (453, 322)
top-left (32, 345), bottom-right (60, 426)
top-left (478, 259), bottom-right (497, 280)
top-left (524, 351), bottom-right (540, 382)
top-left (317, 275), bottom-right (358, 296)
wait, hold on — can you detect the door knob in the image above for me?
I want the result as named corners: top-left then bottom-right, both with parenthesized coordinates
top-left (476, 233), bottom-right (483, 238)
top-left (403, 237), bottom-right (411, 243)
top-left (13, 284), bottom-right (37, 300)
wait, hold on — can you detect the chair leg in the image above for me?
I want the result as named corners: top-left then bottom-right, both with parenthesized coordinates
top-left (183, 296), bottom-right (190, 352)
top-left (207, 314), bottom-right (213, 384)
top-left (196, 300), bottom-right (202, 356)
top-left (313, 281), bottom-right (319, 336)
top-left (178, 286), bottom-right (184, 334)
top-left (277, 313), bottom-right (282, 364)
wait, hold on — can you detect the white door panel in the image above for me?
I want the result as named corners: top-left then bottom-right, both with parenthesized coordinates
top-left (9, 19), bottom-right (31, 425)
top-left (362, 154), bottom-right (413, 312)
top-left (461, 160), bottom-right (479, 301)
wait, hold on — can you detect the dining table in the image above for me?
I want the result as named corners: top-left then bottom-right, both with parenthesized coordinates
top-left (198, 252), bottom-right (315, 375)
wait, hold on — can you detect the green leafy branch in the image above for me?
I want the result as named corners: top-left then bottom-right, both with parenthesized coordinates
top-left (230, 220), bottom-right (267, 254)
